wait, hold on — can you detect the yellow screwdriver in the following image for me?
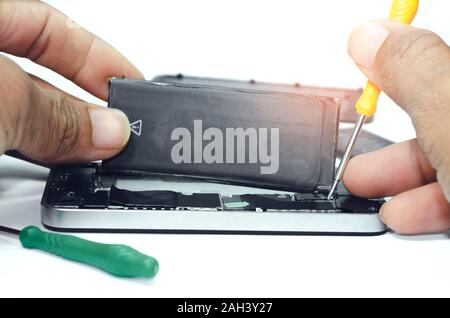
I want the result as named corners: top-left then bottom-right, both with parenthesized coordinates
top-left (327, 0), bottom-right (420, 200)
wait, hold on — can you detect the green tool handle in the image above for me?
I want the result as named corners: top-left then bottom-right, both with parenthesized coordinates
top-left (19, 226), bottom-right (159, 278)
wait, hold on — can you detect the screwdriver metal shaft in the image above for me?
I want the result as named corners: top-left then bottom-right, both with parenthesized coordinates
top-left (327, 114), bottom-right (366, 200)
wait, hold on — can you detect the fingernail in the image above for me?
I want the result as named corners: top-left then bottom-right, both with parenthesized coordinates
top-left (89, 108), bottom-right (130, 149)
top-left (348, 21), bottom-right (390, 70)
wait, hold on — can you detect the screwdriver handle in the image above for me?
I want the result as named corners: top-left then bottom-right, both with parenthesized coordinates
top-left (19, 226), bottom-right (159, 278)
top-left (389, 0), bottom-right (419, 24)
top-left (355, 81), bottom-right (381, 116)
top-left (355, 0), bottom-right (419, 116)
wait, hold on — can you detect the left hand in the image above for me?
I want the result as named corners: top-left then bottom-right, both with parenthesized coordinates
top-left (0, 0), bottom-right (143, 163)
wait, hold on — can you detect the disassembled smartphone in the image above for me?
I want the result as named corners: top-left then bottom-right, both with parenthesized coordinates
top-left (41, 76), bottom-right (388, 235)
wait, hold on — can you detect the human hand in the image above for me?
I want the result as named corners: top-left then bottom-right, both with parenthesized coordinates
top-left (0, 0), bottom-right (143, 163)
top-left (344, 20), bottom-right (450, 234)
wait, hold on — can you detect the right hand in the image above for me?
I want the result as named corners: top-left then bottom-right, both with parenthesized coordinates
top-left (343, 20), bottom-right (450, 235)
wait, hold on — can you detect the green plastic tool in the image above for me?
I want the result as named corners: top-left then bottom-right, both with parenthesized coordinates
top-left (1, 225), bottom-right (159, 278)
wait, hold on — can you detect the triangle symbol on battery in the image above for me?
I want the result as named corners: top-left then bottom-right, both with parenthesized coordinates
top-left (130, 120), bottom-right (142, 136)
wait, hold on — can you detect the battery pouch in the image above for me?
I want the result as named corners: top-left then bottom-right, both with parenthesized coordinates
top-left (103, 79), bottom-right (340, 193)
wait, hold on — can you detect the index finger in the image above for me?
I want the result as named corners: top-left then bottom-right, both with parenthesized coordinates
top-left (343, 139), bottom-right (436, 198)
top-left (0, 0), bottom-right (143, 100)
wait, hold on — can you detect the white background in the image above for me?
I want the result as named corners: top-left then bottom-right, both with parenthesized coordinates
top-left (0, 0), bottom-right (450, 297)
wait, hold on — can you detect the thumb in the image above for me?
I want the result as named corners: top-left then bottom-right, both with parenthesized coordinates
top-left (348, 20), bottom-right (450, 201)
top-left (20, 91), bottom-right (131, 164)
top-left (0, 58), bottom-right (130, 164)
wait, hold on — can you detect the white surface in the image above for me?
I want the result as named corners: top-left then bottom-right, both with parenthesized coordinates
top-left (1, 0), bottom-right (450, 297)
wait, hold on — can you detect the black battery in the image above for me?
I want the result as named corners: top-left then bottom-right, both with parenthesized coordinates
top-left (103, 79), bottom-right (340, 192)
